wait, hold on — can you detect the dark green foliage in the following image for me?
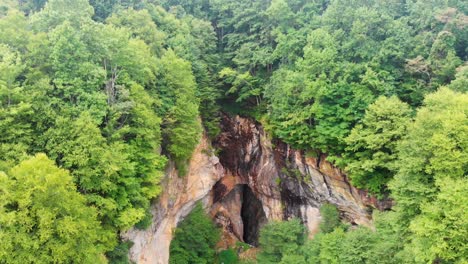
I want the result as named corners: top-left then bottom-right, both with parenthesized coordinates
top-left (15, 0), bottom-right (47, 14)
top-left (0, 0), bottom-right (209, 261)
top-left (0, 44), bottom-right (31, 171)
top-left (169, 203), bottom-right (220, 264)
top-left (257, 218), bottom-right (307, 263)
top-left (448, 65), bottom-right (468, 92)
top-left (266, 29), bottom-right (379, 157)
top-left (319, 203), bottom-right (341, 233)
top-left (106, 241), bottom-right (135, 264)
top-left (160, 50), bottom-right (202, 175)
top-left (344, 96), bottom-right (412, 195)
top-left (1, 0), bottom-right (467, 263)
top-left (89, 0), bottom-right (146, 22)
top-left (218, 249), bottom-right (238, 264)
top-left (264, 0), bottom-right (465, 164)
top-left (134, 210), bottom-right (153, 230)
top-left (302, 88), bottom-right (468, 264)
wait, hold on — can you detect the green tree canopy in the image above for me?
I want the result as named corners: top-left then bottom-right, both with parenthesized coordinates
top-left (390, 87), bottom-right (468, 221)
top-left (345, 96), bottom-right (412, 195)
top-left (169, 203), bottom-right (220, 264)
top-left (0, 154), bottom-right (107, 263)
top-left (160, 50), bottom-right (202, 174)
top-left (257, 218), bottom-right (307, 263)
top-left (319, 203), bottom-right (341, 233)
top-left (408, 177), bottom-right (467, 263)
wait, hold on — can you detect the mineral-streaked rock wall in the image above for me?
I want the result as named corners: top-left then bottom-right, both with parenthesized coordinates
top-left (123, 135), bottom-right (224, 264)
top-left (125, 114), bottom-right (391, 263)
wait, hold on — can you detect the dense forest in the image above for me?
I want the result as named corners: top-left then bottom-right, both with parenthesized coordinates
top-left (0, 0), bottom-right (466, 263)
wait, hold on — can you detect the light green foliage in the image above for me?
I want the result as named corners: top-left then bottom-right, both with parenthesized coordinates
top-left (390, 88), bottom-right (468, 221)
top-left (389, 87), bottom-right (468, 263)
top-left (43, 102), bottom-right (164, 232)
top-left (0, 0), bottom-right (466, 262)
top-left (106, 8), bottom-right (166, 55)
top-left (47, 21), bottom-right (107, 120)
top-left (370, 211), bottom-right (406, 264)
top-left (0, 1), bottom-right (213, 260)
top-left (345, 96), bottom-right (412, 195)
top-left (409, 178), bottom-right (467, 263)
top-left (265, 0), bottom-right (294, 32)
top-left (304, 226), bottom-right (378, 264)
top-left (279, 254), bottom-right (307, 264)
top-left (319, 203), bottom-right (341, 233)
top-left (44, 114), bottom-right (135, 229)
top-left (0, 43), bottom-right (24, 88)
top-left (448, 65), bottom-right (468, 92)
top-left (296, 87), bottom-right (467, 264)
top-left (0, 8), bottom-right (32, 49)
top-left (186, 16), bottom-right (221, 137)
top-left (303, 212), bottom-right (408, 264)
top-left (220, 67), bottom-right (262, 105)
top-left (266, 28), bottom-right (377, 157)
top-left (31, 0), bottom-right (94, 30)
top-left (145, 4), bottom-right (221, 136)
top-left (265, 0), bottom-right (465, 162)
top-left (125, 83), bottom-right (166, 201)
top-left (169, 203), bottom-right (220, 264)
top-left (257, 218), bottom-right (306, 263)
top-left (304, 228), bottom-right (345, 264)
top-left (123, 83), bottom-right (167, 228)
top-left (339, 227), bottom-right (377, 264)
top-left (0, 2), bottom-right (199, 260)
top-left (0, 44), bottom-right (31, 170)
top-left (160, 50), bottom-right (202, 174)
top-left (0, 154), bottom-right (106, 263)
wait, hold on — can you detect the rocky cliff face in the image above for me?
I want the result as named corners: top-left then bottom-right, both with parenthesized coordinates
top-left (123, 135), bottom-right (224, 264)
top-left (125, 114), bottom-right (390, 263)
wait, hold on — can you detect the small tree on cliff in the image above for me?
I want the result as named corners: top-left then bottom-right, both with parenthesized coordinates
top-left (169, 203), bottom-right (220, 264)
top-left (319, 203), bottom-right (341, 233)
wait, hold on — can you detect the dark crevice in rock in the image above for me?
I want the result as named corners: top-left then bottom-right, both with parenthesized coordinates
top-left (240, 185), bottom-right (266, 246)
top-left (213, 180), bottom-right (228, 204)
top-left (280, 178), bottom-right (311, 220)
top-left (214, 114), bottom-right (263, 181)
top-left (209, 114), bottom-right (388, 249)
top-left (321, 172), bottom-right (333, 197)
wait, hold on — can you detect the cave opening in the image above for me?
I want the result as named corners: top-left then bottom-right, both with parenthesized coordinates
top-left (240, 185), bottom-right (267, 246)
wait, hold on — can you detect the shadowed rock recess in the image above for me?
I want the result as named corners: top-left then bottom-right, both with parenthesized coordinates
top-left (124, 114), bottom-right (391, 263)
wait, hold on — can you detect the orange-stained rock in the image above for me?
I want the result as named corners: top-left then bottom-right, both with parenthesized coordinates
top-left (123, 134), bottom-right (224, 264)
top-left (124, 114), bottom-right (392, 264)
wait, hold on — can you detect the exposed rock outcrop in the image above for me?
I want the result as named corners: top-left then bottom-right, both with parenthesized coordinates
top-left (125, 114), bottom-right (391, 263)
top-left (123, 135), bottom-right (224, 264)
top-left (210, 115), bottom-right (381, 246)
